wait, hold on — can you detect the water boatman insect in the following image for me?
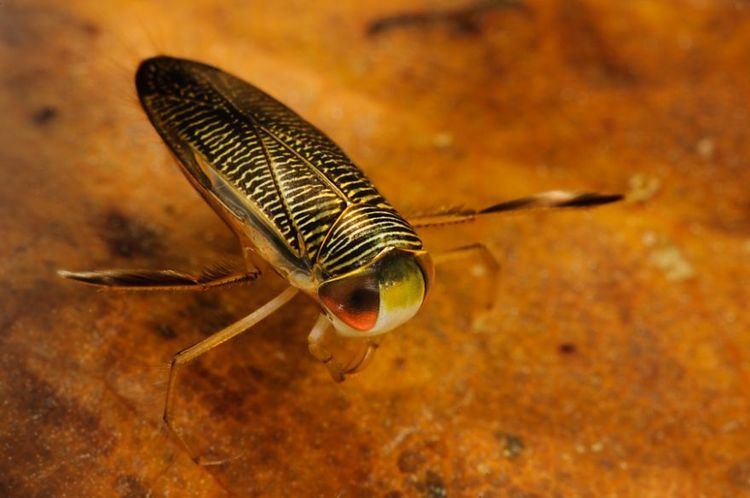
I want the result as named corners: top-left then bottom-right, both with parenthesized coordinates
top-left (60, 56), bottom-right (622, 461)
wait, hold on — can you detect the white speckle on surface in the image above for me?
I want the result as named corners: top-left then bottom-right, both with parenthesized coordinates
top-left (649, 246), bottom-right (695, 281)
top-left (432, 132), bottom-right (453, 149)
top-left (476, 462), bottom-right (491, 475)
top-left (696, 137), bottom-right (715, 159)
top-left (471, 263), bottom-right (487, 278)
top-left (628, 174), bottom-right (661, 202)
top-left (642, 231), bottom-right (657, 247)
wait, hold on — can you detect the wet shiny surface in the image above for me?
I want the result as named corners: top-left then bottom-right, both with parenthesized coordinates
top-left (1, 1), bottom-right (749, 496)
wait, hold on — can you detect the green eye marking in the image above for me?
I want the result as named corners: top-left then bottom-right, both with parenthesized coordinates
top-left (376, 251), bottom-right (426, 328)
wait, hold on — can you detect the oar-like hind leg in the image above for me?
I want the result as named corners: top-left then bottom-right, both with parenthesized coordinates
top-left (58, 264), bottom-right (259, 291)
top-left (409, 190), bottom-right (623, 228)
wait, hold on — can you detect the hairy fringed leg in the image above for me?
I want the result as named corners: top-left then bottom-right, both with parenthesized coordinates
top-left (164, 287), bottom-right (298, 464)
top-left (409, 190), bottom-right (623, 228)
top-left (58, 264), bottom-right (260, 291)
top-left (414, 191), bottom-right (623, 313)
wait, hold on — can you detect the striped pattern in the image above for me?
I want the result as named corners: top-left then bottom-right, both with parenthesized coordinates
top-left (317, 205), bottom-right (422, 276)
top-left (136, 56), bottom-right (422, 276)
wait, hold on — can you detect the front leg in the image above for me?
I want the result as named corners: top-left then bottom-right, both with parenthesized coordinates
top-left (307, 315), bottom-right (379, 382)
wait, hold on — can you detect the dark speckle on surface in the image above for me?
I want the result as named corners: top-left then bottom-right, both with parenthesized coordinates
top-left (114, 475), bottom-right (148, 498)
top-left (32, 106), bottom-right (58, 126)
top-left (727, 458), bottom-right (750, 490)
top-left (558, 0), bottom-right (636, 85)
top-left (497, 433), bottom-right (525, 459)
top-left (98, 210), bottom-right (161, 259)
top-left (154, 323), bottom-right (177, 340)
top-left (421, 470), bottom-right (447, 498)
top-left (397, 448), bottom-right (426, 474)
top-left (80, 20), bottom-right (100, 37)
top-left (558, 342), bottom-right (577, 354)
top-left (185, 293), bottom-right (235, 334)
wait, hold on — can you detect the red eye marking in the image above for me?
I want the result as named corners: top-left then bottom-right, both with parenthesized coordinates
top-left (319, 276), bottom-right (380, 331)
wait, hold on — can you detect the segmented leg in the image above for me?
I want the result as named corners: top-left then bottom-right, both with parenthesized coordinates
top-left (434, 243), bottom-right (500, 311)
top-left (409, 190), bottom-right (623, 228)
top-left (164, 286), bottom-right (298, 464)
top-left (58, 264), bottom-right (259, 291)
top-left (307, 314), bottom-right (380, 382)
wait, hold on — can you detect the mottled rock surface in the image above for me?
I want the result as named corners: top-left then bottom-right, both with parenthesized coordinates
top-left (1, 1), bottom-right (749, 496)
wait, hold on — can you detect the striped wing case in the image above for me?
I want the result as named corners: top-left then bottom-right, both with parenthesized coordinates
top-left (136, 56), bottom-right (421, 278)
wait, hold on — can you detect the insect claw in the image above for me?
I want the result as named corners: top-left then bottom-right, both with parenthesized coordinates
top-left (345, 342), bottom-right (380, 375)
top-left (325, 363), bottom-right (347, 383)
top-left (321, 340), bottom-right (382, 382)
top-left (319, 352), bottom-right (347, 382)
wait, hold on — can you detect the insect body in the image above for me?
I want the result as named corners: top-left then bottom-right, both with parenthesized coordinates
top-left (60, 56), bottom-right (621, 462)
top-left (135, 56), bottom-right (433, 341)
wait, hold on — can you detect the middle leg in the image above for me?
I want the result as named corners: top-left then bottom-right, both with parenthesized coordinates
top-left (164, 286), bottom-right (299, 464)
top-left (433, 243), bottom-right (500, 311)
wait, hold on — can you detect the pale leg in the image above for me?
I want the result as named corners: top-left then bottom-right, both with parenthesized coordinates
top-left (164, 286), bottom-right (298, 464)
top-left (434, 243), bottom-right (500, 311)
top-left (308, 314), bottom-right (380, 382)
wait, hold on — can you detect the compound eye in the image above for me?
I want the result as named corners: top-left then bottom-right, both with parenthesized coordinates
top-left (319, 273), bottom-right (380, 331)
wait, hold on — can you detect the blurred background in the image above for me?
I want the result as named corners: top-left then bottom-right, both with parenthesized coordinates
top-left (1, 0), bottom-right (749, 496)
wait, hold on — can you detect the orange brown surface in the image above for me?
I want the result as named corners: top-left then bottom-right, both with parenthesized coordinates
top-left (1, 0), bottom-right (749, 496)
